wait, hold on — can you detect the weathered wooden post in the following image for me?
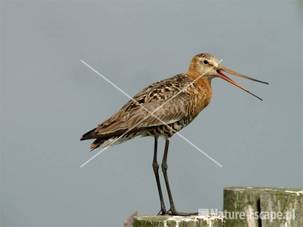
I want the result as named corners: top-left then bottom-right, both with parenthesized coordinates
top-left (224, 187), bottom-right (303, 227)
top-left (133, 187), bottom-right (302, 227)
top-left (133, 215), bottom-right (224, 227)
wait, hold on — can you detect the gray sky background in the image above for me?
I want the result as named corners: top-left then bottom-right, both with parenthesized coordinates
top-left (1, 0), bottom-right (302, 226)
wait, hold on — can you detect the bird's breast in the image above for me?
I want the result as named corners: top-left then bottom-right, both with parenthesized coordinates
top-left (187, 80), bottom-right (212, 117)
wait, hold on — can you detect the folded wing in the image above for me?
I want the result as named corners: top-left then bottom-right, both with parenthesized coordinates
top-left (80, 74), bottom-right (193, 149)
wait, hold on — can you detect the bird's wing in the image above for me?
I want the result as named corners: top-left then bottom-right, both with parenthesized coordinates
top-left (91, 74), bottom-right (193, 137)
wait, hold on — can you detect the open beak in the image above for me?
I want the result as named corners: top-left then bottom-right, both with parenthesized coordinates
top-left (216, 65), bottom-right (269, 101)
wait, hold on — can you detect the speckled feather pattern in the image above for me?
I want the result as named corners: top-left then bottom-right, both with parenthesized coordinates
top-left (82, 73), bottom-right (212, 150)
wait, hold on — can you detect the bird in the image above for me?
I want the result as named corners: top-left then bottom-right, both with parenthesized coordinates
top-left (80, 53), bottom-right (268, 216)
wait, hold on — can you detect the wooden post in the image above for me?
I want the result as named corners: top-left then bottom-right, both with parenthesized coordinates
top-left (133, 187), bottom-right (302, 227)
top-left (133, 215), bottom-right (224, 227)
top-left (224, 187), bottom-right (303, 227)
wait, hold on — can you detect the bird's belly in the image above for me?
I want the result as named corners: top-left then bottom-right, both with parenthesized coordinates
top-left (142, 118), bottom-right (192, 138)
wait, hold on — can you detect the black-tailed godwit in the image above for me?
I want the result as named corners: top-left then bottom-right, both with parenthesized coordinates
top-left (81, 53), bottom-right (268, 215)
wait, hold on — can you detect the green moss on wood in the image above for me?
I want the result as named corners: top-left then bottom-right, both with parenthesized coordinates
top-left (223, 187), bottom-right (303, 227)
top-left (133, 215), bottom-right (224, 227)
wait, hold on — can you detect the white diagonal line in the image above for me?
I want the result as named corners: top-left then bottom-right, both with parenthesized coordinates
top-left (80, 60), bottom-right (134, 101)
top-left (80, 59), bottom-right (223, 167)
top-left (80, 59), bottom-right (223, 168)
top-left (80, 147), bottom-right (108, 168)
top-left (175, 132), bottom-right (223, 167)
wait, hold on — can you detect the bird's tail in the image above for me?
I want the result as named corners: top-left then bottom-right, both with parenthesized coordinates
top-left (89, 138), bottom-right (105, 151)
top-left (81, 128), bottom-right (131, 151)
top-left (80, 128), bottom-right (97, 141)
top-left (89, 137), bottom-right (125, 151)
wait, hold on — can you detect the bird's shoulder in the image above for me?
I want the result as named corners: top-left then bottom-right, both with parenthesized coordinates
top-left (122, 73), bottom-right (192, 110)
top-left (95, 73), bottom-right (207, 132)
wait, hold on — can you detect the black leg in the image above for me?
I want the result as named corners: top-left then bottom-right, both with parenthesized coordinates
top-left (161, 138), bottom-right (176, 212)
top-left (161, 138), bottom-right (198, 216)
top-left (152, 136), bottom-right (166, 215)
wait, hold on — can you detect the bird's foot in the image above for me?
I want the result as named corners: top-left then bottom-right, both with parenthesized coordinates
top-left (157, 208), bottom-right (167, 215)
top-left (166, 208), bottom-right (198, 216)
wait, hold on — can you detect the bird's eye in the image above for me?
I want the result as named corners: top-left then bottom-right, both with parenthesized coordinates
top-left (203, 60), bottom-right (209, 64)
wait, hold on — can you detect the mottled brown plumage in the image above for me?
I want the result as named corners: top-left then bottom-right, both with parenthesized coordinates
top-left (81, 53), bottom-right (267, 150)
top-left (81, 73), bottom-right (211, 150)
top-left (80, 52), bottom-right (268, 215)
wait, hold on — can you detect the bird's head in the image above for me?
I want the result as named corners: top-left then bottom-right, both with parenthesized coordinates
top-left (188, 53), bottom-right (269, 101)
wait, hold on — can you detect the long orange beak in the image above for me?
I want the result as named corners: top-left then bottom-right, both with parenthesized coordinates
top-left (216, 65), bottom-right (269, 101)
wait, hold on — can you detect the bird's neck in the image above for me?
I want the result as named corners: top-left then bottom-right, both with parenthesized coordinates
top-left (187, 69), bottom-right (213, 108)
top-left (187, 69), bottom-right (212, 90)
